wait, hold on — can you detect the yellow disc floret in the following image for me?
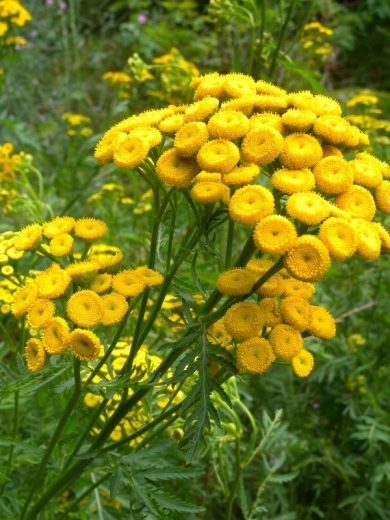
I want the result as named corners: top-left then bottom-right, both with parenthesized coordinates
top-left (69, 329), bottom-right (101, 360)
top-left (291, 349), bottom-right (314, 377)
top-left (285, 235), bottom-right (331, 281)
top-left (269, 324), bottom-right (303, 360)
top-left (223, 302), bottom-right (264, 341)
top-left (280, 133), bottom-right (323, 169)
top-left (253, 215), bottom-right (297, 255)
top-left (241, 127), bottom-right (284, 165)
top-left (236, 337), bottom-right (275, 374)
top-left (216, 268), bottom-right (256, 296)
top-left (229, 185), bottom-right (274, 226)
top-left (66, 290), bottom-right (103, 328)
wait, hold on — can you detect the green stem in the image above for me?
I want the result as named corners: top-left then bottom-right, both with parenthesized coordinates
top-left (226, 438), bottom-right (242, 520)
top-left (268, 0), bottom-right (297, 79)
top-left (21, 358), bottom-right (81, 519)
top-left (225, 219), bottom-right (235, 270)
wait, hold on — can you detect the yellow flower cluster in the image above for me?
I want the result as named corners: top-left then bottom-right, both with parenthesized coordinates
top-left (0, 230), bottom-right (24, 314)
top-left (95, 71), bottom-right (390, 379)
top-left (0, 0), bottom-right (31, 47)
top-left (63, 113), bottom-right (93, 137)
top-left (301, 21), bottom-right (333, 60)
top-left (345, 91), bottom-right (390, 145)
top-left (102, 71), bottom-right (132, 85)
top-left (87, 183), bottom-right (153, 214)
top-left (9, 217), bottom-right (163, 372)
top-left (84, 339), bottom-right (183, 444)
top-left (0, 141), bottom-right (26, 213)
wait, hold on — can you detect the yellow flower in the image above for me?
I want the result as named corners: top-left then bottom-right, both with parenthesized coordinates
top-left (112, 270), bottom-right (146, 297)
top-left (49, 233), bottom-right (74, 256)
top-left (249, 113), bottom-right (284, 133)
top-left (269, 324), bottom-right (303, 360)
top-left (66, 261), bottom-right (99, 284)
top-left (283, 278), bottom-right (316, 299)
top-left (43, 217), bottom-right (75, 238)
top-left (319, 217), bottom-right (357, 260)
top-left (27, 298), bottom-right (55, 329)
top-left (216, 268), bottom-right (256, 296)
top-left (88, 244), bottom-right (124, 270)
top-left (43, 317), bottom-right (70, 355)
top-left (372, 222), bottom-right (390, 251)
top-left (129, 127), bottom-right (162, 149)
top-left (207, 110), bottom-right (249, 140)
top-left (271, 168), bottom-right (315, 194)
top-left (285, 235), bottom-right (331, 281)
top-left (12, 283), bottom-right (38, 317)
top-left (174, 121), bottom-right (209, 157)
top-left (241, 127), bottom-right (284, 165)
top-left (322, 144), bottom-right (342, 158)
top-left (94, 128), bottom-right (127, 164)
top-left (256, 272), bottom-right (285, 297)
top-left (197, 139), bottom-right (240, 173)
top-left (159, 114), bottom-right (185, 133)
top-left (194, 73), bottom-right (225, 99)
top-left (335, 185), bottom-right (376, 221)
top-left (134, 266), bottom-right (164, 287)
top-left (252, 95), bottom-right (287, 111)
top-left (184, 96), bottom-right (219, 122)
top-left (255, 80), bottom-right (287, 97)
top-left (281, 109), bottom-right (316, 131)
top-left (191, 182), bottom-right (227, 204)
top-left (308, 305), bottom-right (336, 339)
top-left (194, 171), bottom-right (222, 183)
top-left (229, 185), bottom-right (274, 226)
top-left (101, 292), bottom-right (129, 325)
top-left (313, 115), bottom-right (351, 145)
top-left (375, 181), bottom-right (390, 214)
top-left (356, 152), bottom-right (390, 178)
top-left (113, 135), bottom-right (149, 169)
top-left (207, 319), bottom-right (232, 349)
top-left (350, 159), bottom-right (382, 189)
top-left (280, 296), bottom-right (311, 331)
top-left (69, 329), bottom-right (101, 360)
top-left (25, 338), bottom-right (46, 372)
top-left (222, 164), bottom-right (259, 186)
top-left (313, 157), bottom-right (353, 194)
top-left (220, 95), bottom-right (256, 115)
top-left (90, 273), bottom-right (112, 294)
top-left (74, 218), bottom-right (108, 241)
top-left (66, 290), bottom-right (103, 328)
top-left (35, 264), bottom-right (71, 299)
top-left (156, 149), bottom-right (198, 188)
top-left (253, 215), bottom-right (297, 255)
top-left (280, 133), bottom-right (322, 169)
top-left (84, 393), bottom-right (103, 408)
top-left (236, 337), bottom-right (275, 374)
top-left (308, 95), bottom-right (341, 117)
top-left (14, 224), bottom-right (42, 251)
top-left (291, 349), bottom-right (314, 377)
top-left (286, 192), bottom-right (330, 225)
top-left (223, 302), bottom-right (264, 341)
top-left (224, 73), bottom-right (257, 97)
top-left (257, 297), bottom-right (282, 327)
top-left (352, 220), bottom-right (381, 260)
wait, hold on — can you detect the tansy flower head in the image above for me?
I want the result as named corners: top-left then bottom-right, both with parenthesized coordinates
top-left (90, 273), bottom-right (112, 294)
top-left (222, 164), bottom-right (260, 187)
top-left (280, 295), bottom-right (311, 331)
top-left (285, 235), bottom-right (331, 282)
top-left (291, 349), bottom-right (314, 377)
top-left (207, 319), bottom-right (232, 349)
top-left (27, 298), bottom-right (55, 329)
top-left (313, 115), bottom-right (351, 146)
top-left (25, 338), bottom-right (46, 372)
top-left (43, 216), bottom-right (75, 238)
top-left (319, 218), bottom-right (357, 261)
top-left (253, 215), bottom-right (297, 255)
top-left (129, 126), bottom-right (162, 149)
top-left (43, 317), bottom-right (70, 355)
top-left (375, 181), bottom-right (390, 214)
top-left (159, 114), bottom-right (185, 133)
top-left (352, 220), bottom-right (381, 260)
top-left (281, 109), bottom-right (316, 131)
top-left (313, 156), bottom-right (354, 194)
top-left (308, 305), bottom-right (336, 339)
top-left (66, 260), bottom-right (100, 284)
top-left (14, 224), bottom-right (42, 251)
top-left (271, 168), bottom-right (315, 194)
top-left (269, 324), bottom-right (303, 360)
top-left (69, 329), bottom-right (101, 360)
top-left (191, 182), bottom-right (227, 204)
top-left (12, 283), bottom-right (38, 317)
top-left (350, 159), bottom-right (382, 189)
top-left (194, 73), bottom-right (225, 99)
top-left (100, 292), bottom-right (129, 325)
top-left (113, 135), bottom-right (148, 169)
top-left (286, 192), bottom-right (330, 225)
top-left (255, 80), bottom-right (287, 97)
top-left (241, 127), bottom-right (284, 165)
top-left (280, 133), bottom-right (323, 169)
top-left (66, 290), bottom-right (103, 328)
top-left (229, 185), bottom-right (274, 226)
top-left (134, 266), bottom-right (164, 287)
top-left (283, 278), bottom-right (316, 300)
top-left (112, 270), bottom-right (146, 297)
top-left (224, 73), bottom-right (256, 98)
top-left (174, 121), bottom-right (209, 157)
top-left (74, 218), bottom-right (108, 241)
top-left (49, 233), bottom-right (74, 256)
top-left (216, 268), bottom-right (256, 296)
top-left (207, 110), bottom-right (249, 140)
top-left (156, 148), bottom-right (198, 188)
top-left (197, 139), bottom-right (240, 173)
top-left (335, 185), bottom-right (376, 221)
top-left (257, 297), bottom-right (282, 327)
top-left (236, 337), bottom-right (275, 374)
top-left (250, 113), bottom-right (284, 133)
top-left (223, 302), bottom-right (264, 341)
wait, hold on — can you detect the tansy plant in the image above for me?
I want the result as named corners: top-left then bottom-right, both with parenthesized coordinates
top-left (7, 72), bottom-right (390, 519)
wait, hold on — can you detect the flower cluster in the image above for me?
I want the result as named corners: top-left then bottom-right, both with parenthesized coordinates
top-left (63, 112), bottom-right (93, 137)
top-left (0, 141), bottom-right (24, 213)
top-left (0, 0), bottom-right (31, 47)
top-left (0, 230), bottom-right (24, 314)
top-left (84, 339), bottom-right (183, 444)
top-left (94, 71), bottom-right (390, 379)
top-left (345, 91), bottom-right (390, 146)
top-left (300, 21), bottom-right (333, 60)
top-left (10, 217), bottom-right (163, 372)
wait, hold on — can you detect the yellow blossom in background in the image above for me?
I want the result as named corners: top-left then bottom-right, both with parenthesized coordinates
top-left (0, 0), bottom-right (31, 50)
top-left (63, 113), bottom-right (93, 137)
